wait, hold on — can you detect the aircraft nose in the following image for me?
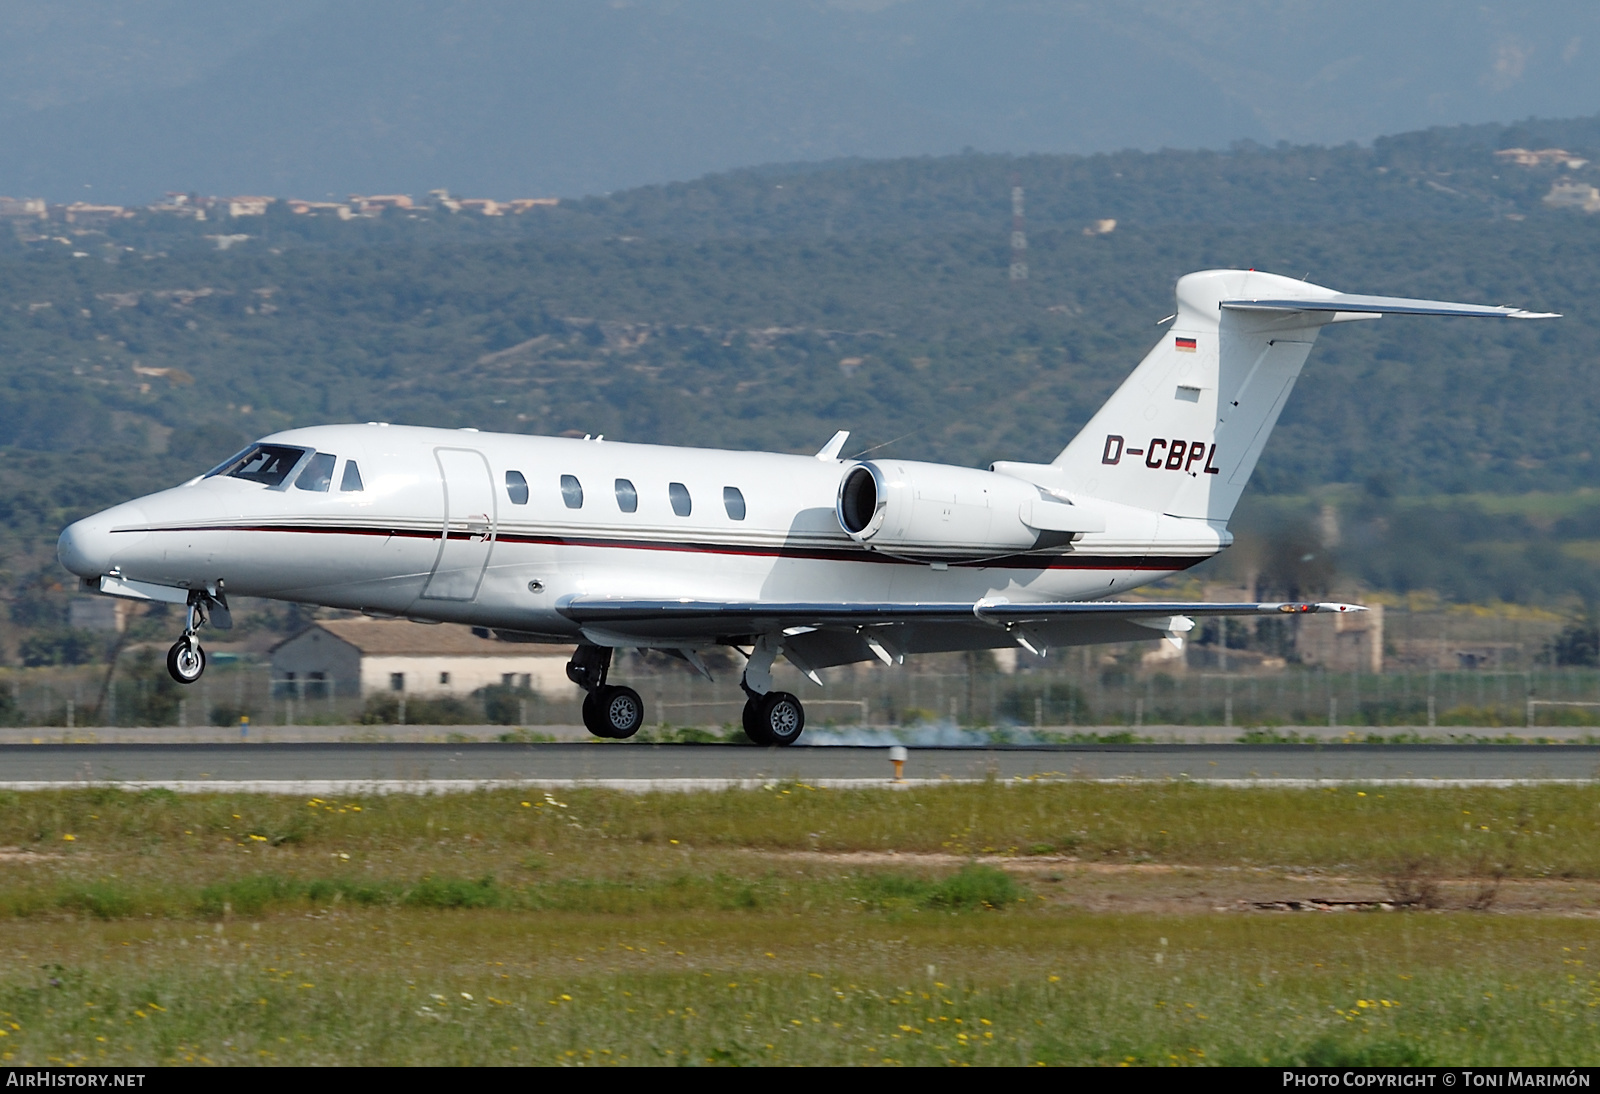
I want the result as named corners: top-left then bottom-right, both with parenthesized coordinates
top-left (57, 505), bottom-right (146, 578)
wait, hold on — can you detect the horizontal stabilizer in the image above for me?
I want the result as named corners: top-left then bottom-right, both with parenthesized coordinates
top-left (1222, 294), bottom-right (1559, 320)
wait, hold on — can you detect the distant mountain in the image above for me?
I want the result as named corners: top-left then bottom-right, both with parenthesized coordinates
top-left (2, 0), bottom-right (1600, 203)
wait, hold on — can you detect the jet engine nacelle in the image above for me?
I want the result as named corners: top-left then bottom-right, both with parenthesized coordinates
top-left (835, 460), bottom-right (1101, 553)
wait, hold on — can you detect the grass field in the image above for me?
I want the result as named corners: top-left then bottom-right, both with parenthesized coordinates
top-left (1, 782), bottom-right (1599, 1066)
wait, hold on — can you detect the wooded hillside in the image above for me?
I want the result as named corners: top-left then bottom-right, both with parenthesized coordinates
top-left (5, 113), bottom-right (1600, 649)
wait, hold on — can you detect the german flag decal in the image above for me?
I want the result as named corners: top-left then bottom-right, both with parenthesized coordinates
top-left (1175, 336), bottom-right (1197, 352)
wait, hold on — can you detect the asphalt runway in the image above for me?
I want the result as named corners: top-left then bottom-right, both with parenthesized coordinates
top-left (1, 742), bottom-right (1598, 790)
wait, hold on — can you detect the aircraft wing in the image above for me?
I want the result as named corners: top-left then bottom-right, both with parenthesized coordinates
top-left (559, 596), bottom-right (1362, 632)
top-left (555, 596), bottom-right (1363, 670)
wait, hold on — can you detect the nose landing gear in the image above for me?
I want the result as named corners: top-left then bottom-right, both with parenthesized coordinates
top-left (568, 643), bottom-right (644, 739)
top-left (165, 591), bottom-right (228, 684)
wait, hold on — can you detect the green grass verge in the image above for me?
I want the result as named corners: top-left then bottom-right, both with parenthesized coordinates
top-left (10, 865), bottom-right (1026, 921)
top-left (0, 785), bottom-right (1597, 1065)
top-left (0, 913), bottom-right (1595, 1066)
top-left (5, 782), bottom-right (1600, 876)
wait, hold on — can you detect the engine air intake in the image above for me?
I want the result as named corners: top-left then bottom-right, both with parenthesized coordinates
top-left (837, 465), bottom-right (880, 536)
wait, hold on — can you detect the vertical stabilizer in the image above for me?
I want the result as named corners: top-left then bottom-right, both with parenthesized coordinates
top-left (1054, 270), bottom-right (1349, 523)
top-left (1051, 269), bottom-right (1554, 525)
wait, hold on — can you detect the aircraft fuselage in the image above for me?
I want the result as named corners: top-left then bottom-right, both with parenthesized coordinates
top-left (57, 422), bottom-right (1225, 642)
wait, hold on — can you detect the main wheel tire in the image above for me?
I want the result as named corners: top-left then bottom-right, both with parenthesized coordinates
top-left (166, 639), bottom-right (205, 684)
top-left (756, 691), bottom-right (805, 747)
top-left (741, 697), bottom-right (772, 746)
top-left (598, 685), bottom-right (644, 739)
top-left (581, 690), bottom-right (612, 738)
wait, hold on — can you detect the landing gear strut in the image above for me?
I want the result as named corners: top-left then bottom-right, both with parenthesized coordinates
top-left (568, 643), bottom-right (644, 740)
top-left (165, 595), bottom-right (211, 684)
top-left (740, 635), bottom-right (805, 746)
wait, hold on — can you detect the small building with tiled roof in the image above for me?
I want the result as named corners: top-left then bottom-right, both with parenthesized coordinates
top-left (269, 619), bottom-right (577, 699)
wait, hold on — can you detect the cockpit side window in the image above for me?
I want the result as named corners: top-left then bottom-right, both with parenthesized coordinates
top-left (214, 444), bottom-right (308, 487)
top-left (294, 452), bottom-right (336, 492)
top-left (505, 470), bottom-right (529, 505)
top-left (340, 460), bottom-right (364, 492)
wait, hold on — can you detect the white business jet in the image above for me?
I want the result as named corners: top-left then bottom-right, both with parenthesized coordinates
top-left (56, 269), bottom-right (1556, 744)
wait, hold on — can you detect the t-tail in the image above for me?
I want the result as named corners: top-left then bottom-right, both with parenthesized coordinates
top-left (1049, 269), bottom-right (1557, 526)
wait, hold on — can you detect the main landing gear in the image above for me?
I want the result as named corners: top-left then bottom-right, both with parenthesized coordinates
top-left (564, 639), bottom-right (808, 746)
top-left (741, 689), bottom-right (805, 747)
top-left (568, 644), bottom-right (644, 740)
top-left (739, 635), bottom-right (805, 747)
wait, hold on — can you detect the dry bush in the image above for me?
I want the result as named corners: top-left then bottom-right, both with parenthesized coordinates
top-left (1466, 873), bottom-right (1504, 912)
top-left (1382, 857), bottom-right (1442, 909)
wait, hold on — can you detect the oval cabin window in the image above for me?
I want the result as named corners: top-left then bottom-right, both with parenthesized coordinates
top-left (723, 486), bottom-right (746, 520)
top-left (668, 482), bottom-right (692, 517)
top-left (505, 470), bottom-right (529, 505)
top-left (614, 478), bottom-right (638, 513)
top-left (560, 474), bottom-right (584, 509)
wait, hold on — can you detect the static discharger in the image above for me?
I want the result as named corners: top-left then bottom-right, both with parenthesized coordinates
top-left (889, 745), bottom-right (908, 781)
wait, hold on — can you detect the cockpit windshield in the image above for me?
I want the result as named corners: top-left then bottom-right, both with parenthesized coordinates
top-left (207, 444), bottom-right (309, 487)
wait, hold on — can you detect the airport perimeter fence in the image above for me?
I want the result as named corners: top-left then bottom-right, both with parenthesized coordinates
top-left (0, 666), bottom-right (580, 732)
top-left (636, 664), bottom-right (1600, 734)
top-left (9, 660), bottom-right (1600, 732)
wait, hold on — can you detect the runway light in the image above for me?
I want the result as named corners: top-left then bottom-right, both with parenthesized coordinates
top-left (889, 745), bottom-right (908, 781)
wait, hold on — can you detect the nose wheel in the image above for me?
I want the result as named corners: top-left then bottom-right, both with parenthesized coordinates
top-left (166, 636), bottom-right (206, 684)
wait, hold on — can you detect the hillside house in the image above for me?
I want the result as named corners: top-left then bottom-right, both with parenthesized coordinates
top-left (225, 196), bottom-right (273, 217)
top-left (1495, 147), bottom-right (1589, 169)
top-left (0, 197), bottom-right (45, 219)
top-left (60, 202), bottom-right (129, 226)
top-left (1544, 181), bottom-right (1600, 213)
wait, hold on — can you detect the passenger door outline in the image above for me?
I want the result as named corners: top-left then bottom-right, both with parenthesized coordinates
top-left (421, 448), bottom-right (497, 601)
